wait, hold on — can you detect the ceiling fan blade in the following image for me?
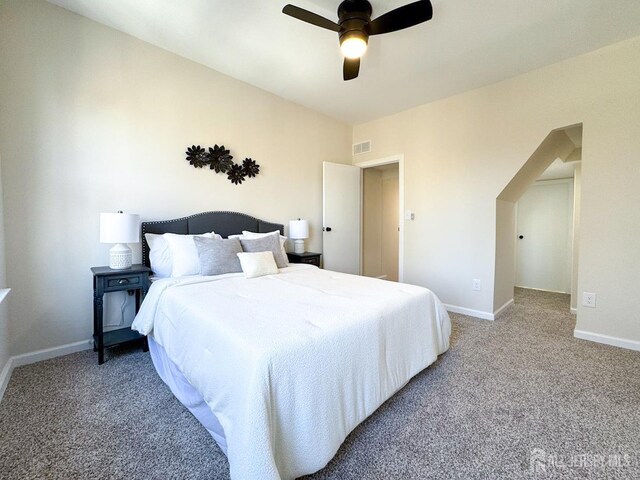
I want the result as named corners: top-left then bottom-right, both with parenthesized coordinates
top-left (343, 57), bottom-right (360, 81)
top-left (368, 0), bottom-right (433, 36)
top-left (282, 5), bottom-right (341, 32)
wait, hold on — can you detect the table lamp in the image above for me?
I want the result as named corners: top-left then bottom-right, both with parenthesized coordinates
top-left (100, 211), bottom-right (140, 269)
top-left (289, 219), bottom-right (309, 254)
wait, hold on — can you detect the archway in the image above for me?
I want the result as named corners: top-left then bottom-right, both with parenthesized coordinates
top-left (494, 124), bottom-right (582, 316)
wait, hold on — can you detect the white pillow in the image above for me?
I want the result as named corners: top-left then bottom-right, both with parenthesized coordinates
top-left (145, 232), bottom-right (220, 278)
top-left (237, 251), bottom-right (279, 279)
top-left (160, 232), bottom-right (219, 277)
top-left (241, 230), bottom-right (289, 266)
top-left (145, 233), bottom-right (173, 278)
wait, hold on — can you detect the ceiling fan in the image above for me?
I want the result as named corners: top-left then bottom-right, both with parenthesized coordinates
top-left (282, 0), bottom-right (433, 81)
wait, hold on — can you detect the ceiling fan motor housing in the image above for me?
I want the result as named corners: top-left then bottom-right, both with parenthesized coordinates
top-left (338, 0), bottom-right (372, 46)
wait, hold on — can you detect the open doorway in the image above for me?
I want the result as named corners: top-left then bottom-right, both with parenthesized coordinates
top-left (494, 124), bottom-right (582, 316)
top-left (323, 156), bottom-right (404, 278)
top-left (355, 154), bottom-right (404, 282)
top-left (362, 163), bottom-right (400, 281)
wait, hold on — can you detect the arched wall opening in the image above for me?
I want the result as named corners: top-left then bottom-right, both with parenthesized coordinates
top-left (493, 124), bottom-right (583, 316)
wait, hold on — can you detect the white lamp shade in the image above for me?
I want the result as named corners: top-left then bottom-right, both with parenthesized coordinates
top-left (100, 212), bottom-right (140, 244)
top-left (289, 219), bottom-right (309, 239)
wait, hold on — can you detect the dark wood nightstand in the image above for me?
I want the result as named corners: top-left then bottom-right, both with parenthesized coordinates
top-left (287, 252), bottom-right (322, 268)
top-left (91, 264), bottom-right (151, 365)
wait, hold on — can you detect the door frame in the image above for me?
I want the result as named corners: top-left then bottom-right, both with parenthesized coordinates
top-left (355, 154), bottom-right (405, 282)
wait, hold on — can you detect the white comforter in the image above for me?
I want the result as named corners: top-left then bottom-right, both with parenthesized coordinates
top-left (132, 264), bottom-right (451, 480)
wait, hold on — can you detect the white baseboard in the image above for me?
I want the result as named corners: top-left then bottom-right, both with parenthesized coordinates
top-left (570, 307), bottom-right (577, 314)
top-left (0, 339), bottom-right (92, 403)
top-left (493, 298), bottom-right (514, 318)
top-left (444, 304), bottom-right (494, 321)
top-left (515, 285), bottom-right (569, 294)
top-left (11, 339), bottom-right (93, 368)
top-left (0, 357), bottom-right (13, 403)
top-left (574, 330), bottom-right (640, 352)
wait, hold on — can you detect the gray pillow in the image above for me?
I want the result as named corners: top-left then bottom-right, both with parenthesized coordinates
top-left (239, 233), bottom-right (288, 268)
top-left (194, 237), bottom-right (243, 276)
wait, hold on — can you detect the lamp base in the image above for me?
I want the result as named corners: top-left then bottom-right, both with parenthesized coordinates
top-left (109, 243), bottom-right (132, 270)
top-left (293, 239), bottom-right (305, 254)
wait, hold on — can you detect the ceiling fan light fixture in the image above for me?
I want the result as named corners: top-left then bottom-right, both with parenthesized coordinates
top-left (340, 32), bottom-right (368, 59)
top-left (283, 0), bottom-right (434, 80)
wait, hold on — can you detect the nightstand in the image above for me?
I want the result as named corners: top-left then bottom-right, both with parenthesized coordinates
top-left (287, 252), bottom-right (322, 268)
top-left (91, 264), bottom-right (151, 365)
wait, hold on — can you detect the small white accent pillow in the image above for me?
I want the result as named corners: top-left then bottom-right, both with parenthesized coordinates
top-left (241, 230), bottom-right (289, 266)
top-left (237, 251), bottom-right (279, 279)
top-left (162, 232), bottom-right (219, 277)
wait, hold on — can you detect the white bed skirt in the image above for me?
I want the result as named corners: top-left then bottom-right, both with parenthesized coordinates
top-left (148, 336), bottom-right (228, 454)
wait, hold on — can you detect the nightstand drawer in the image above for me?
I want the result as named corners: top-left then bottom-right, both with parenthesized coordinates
top-left (287, 252), bottom-right (322, 268)
top-left (105, 275), bottom-right (141, 291)
top-left (300, 257), bottom-right (320, 266)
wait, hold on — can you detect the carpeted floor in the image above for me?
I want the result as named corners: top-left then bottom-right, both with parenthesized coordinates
top-left (1, 288), bottom-right (639, 479)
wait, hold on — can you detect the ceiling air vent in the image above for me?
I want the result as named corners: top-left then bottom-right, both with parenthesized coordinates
top-left (353, 140), bottom-right (371, 156)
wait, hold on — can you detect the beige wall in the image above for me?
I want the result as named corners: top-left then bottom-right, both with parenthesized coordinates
top-left (0, 0), bottom-right (351, 355)
top-left (353, 36), bottom-right (640, 344)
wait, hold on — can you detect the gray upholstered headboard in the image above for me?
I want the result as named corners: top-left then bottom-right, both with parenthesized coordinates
top-left (141, 211), bottom-right (284, 268)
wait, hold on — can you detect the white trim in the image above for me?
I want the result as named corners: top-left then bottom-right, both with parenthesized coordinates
top-left (11, 339), bottom-right (93, 368)
top-left (534, 178), bottom-right (574, 186)
top-left (574, 330), bottom-right (640, 352)
top-left (515, 285), bottom-right (569, 295)
top-left (444, 304), bottom-right (495, 321)
top-left (570, 307), bottom-right (577, 314)
top-left (356, 154), bottom-right (405, 282)
top-left (0, 356), bottom-right (13, 403)
top-left (0, 288), bottom-right (10, 304)
top-left (493, 298), bottom-right (514, 318)
top-left (354, 155), bottom-right (403, 169)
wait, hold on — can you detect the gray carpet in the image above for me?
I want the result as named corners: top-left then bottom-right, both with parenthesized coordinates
top-left (1, 288), bottom-right (639, 479)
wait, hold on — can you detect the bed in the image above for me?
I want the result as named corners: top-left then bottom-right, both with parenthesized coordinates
top-left (132, 211), bottom-right (451, 480)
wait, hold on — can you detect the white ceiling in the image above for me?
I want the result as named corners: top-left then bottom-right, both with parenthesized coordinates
top-left (47, 0), bottom-right (640, 124)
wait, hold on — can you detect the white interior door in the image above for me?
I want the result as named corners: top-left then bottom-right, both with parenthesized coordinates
top-left (323, 162), bottom-right (361, 274)
top-left (516, 180), bottom-right (574, 293)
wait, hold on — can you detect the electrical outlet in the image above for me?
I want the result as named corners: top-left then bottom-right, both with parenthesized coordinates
top-left (473, 279), bottom-right (481, 291)
top-left (583, 292), bottom-right (597, 308)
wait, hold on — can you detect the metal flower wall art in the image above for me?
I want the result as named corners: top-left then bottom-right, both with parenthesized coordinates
top-left (185, 144), bottom-right (261, 185)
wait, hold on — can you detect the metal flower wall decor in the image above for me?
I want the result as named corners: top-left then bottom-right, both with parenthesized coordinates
top-left (185, 144), bottom-right (261, 185)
